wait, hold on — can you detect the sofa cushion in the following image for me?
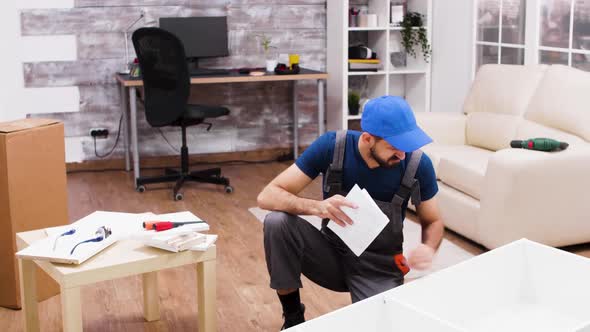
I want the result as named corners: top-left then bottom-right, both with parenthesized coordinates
top-left (421, 145), bottom-right (459, 179)
top-left (437, 182), bottom-right (481, 242)
top-left (437, 145), bottom-right (492, 200)
top-left (466, 112), bottom-right (521, 151)
top-left (515, 120), bottom-right (586, 148)
top-left (463, 64), bottom-right (547, 116)
top-left (524, 65), bottom-right (590, 142)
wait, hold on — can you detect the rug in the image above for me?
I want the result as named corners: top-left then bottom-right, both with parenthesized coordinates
top-left (249, 207), bottom-right (474, 281)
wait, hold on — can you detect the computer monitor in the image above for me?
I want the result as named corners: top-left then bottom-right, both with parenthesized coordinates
top-left (159, 16), bottom-right (229, 68)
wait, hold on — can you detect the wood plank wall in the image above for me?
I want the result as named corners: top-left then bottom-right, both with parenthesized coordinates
top-left (21, 0), bottom-right (332, 161)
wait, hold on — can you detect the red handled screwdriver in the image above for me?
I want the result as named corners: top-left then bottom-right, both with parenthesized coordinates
top-left (143, 220), bottom-right (206, 232)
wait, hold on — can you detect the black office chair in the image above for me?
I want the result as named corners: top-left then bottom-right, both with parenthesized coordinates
top-left (132, 27), bottom-right (232, 201)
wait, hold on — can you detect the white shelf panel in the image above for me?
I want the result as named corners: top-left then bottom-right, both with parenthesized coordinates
top-left (348, 71), bottom-right (387, 76)
top-left (349, 27), bottom-right (388, 31)
top-left (347, 114), bottom-right (362, 120)
top-left (389, 68), bottom-right (428, 74)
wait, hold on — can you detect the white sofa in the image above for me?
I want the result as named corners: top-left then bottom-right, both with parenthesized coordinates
top-left (414, 64), bottom-right (590, 249)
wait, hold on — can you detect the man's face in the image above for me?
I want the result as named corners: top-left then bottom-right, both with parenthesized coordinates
top-left (369, 137), bottom-right (406, 168)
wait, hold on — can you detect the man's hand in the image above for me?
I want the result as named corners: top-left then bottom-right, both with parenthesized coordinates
top-left (407, 243), bottom-right (435, 270)
top-left (314, 195), bottom-right (358, 227)
top-left (413, 197), bottom-right (444, 270)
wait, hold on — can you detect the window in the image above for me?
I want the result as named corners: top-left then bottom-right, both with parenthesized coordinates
top-left (475, 0), bottom-right (527, 69)
top-left (539, 0), bottom-right (590, 71)
top-left (474, 0), bottom-right (590, 72)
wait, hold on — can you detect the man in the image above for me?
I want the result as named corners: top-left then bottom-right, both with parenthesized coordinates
top-left (257, 96), bottom-right (444, 330)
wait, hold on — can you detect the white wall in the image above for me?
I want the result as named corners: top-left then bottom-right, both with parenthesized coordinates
top-left (430, 0), bottom-right (474, 113)
top-left (0, 1), bottom-right (24, 122)
top-left (0, 0), bottom-right (79, 123)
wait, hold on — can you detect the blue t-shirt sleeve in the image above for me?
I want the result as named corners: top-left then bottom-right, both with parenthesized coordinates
top-left (295, 132), bottom-right (335, 179)
top-left (416, 153), bottom-right (438, 201)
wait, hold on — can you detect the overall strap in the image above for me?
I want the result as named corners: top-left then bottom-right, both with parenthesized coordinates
top-left (401, 149), bottom-right (423, 207)
top-left (323, 130), bottom-right (348, 194)
top-left (332, 130), bottom-right (348, 171)
top-left (391, 150), bottom-right (424, 220)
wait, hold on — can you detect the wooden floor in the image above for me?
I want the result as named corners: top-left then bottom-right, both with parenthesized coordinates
top-left (2, 161), bottom-right (590, 331)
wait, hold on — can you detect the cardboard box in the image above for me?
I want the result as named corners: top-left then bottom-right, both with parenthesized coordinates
top-left (0, 118), bottom-right (68, 309)
top-left (291, 239), bottom-right (590, 332)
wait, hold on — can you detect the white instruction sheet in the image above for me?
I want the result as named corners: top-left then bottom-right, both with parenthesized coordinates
top-left (327, 184), bottom-right (389, 256)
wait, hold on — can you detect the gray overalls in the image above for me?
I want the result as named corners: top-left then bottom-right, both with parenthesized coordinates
top-left (263, 130), bottom-right (423, 303)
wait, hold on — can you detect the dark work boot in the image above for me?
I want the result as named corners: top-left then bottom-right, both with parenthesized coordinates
top-left (281, 303), bottom-right (305, 330)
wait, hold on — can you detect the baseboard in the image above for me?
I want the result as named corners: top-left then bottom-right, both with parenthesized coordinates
top-left (66, 147), bottom-right (296, 173)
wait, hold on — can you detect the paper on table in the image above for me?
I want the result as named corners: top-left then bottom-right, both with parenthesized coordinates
top-left (21, 211), bottom-right (152, 264)
top-left (190, 234), bottom-right (218, 251)
top-left (131, 211), bottom-right (213, 253)
top-left (21, 211), bottom-right (211, 264)
top-left (327, 184), bottom-right (389, 256)
top-left (138, 228), bottom-right (217, 254)
top-left (153, 212), bottom-right (214, 250)
top-left (143, 231), bottom-right (206, 252)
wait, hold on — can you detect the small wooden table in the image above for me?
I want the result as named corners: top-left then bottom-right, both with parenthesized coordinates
top-left (16, 227), bottom-right (216, 332)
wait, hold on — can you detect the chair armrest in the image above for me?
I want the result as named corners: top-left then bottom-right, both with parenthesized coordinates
top-left (477, 147), bottom-right (590, 248)
top-left (414, 112), bottom-right (467, 145)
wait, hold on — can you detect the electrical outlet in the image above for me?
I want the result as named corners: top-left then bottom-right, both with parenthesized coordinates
top-left (90, 128), bottom-right (109, 139)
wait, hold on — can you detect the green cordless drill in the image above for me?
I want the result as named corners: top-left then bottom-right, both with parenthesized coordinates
top-left (510, 138), bottom-right (569, 152)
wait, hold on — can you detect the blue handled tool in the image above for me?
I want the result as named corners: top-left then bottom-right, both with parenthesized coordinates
top-left (52, 228), bottom-right (76, 251)
top-left (70, 226), bottom-right (112, 255)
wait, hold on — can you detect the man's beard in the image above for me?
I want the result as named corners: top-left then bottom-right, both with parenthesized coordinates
top-left (370, 146), bottom-right (400, 168)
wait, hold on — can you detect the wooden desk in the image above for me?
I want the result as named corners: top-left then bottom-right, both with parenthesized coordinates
top-left (115, 69), bottom-right (328, 188)
top-left (16, 228), bottom-right (217, 332)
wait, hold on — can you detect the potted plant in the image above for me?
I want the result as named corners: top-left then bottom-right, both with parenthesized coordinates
top-left (400, 12), bottom-right (431, 62)
top-left (258, 33), bottom-right (278, 72)
top-left (348, 91), bottom-right (361, 116)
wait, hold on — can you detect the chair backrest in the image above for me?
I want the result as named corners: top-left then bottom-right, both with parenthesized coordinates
top-left (132, 27), bottom-right (190, 127)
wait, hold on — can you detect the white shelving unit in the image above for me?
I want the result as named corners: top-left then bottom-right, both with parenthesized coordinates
top-left (327, 0), bottom-right (433, 131)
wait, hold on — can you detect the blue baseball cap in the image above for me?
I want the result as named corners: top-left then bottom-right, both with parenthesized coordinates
top-left (361, 96), bottom-right (432, 152)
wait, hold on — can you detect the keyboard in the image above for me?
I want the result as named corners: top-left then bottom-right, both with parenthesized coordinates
top-left (190, 68), bottom-right (231, 76)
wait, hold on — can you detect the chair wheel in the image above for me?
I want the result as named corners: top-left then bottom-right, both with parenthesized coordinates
top-left (136, 185), bottom-right (146, 193)
top-left (174, 193), bottom-right (184, 201)
top-left (225, 186), bottom-right (234, 194)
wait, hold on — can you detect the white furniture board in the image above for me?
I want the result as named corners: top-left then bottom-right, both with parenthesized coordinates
top-left (288, 239), bottom-right (590, 332)
top-left (17, 211), bottom-right (151, 264)
top-left (294, 292), bottom-right (391, 332)
top-left (465, 303), bottom-right (582, 332)
top-left (575, 322), bottom-right (590, 332)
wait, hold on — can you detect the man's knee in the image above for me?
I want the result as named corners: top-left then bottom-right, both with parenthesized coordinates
top-left (263, 211), bottom-right (294, 237)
